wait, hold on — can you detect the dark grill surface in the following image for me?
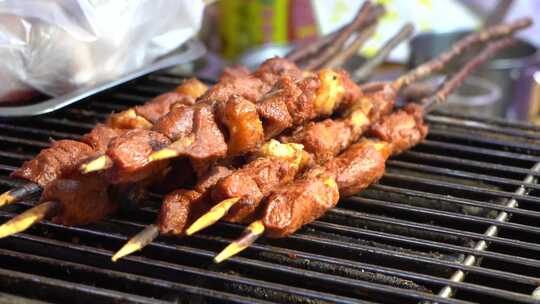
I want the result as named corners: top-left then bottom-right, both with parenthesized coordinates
top-left (1, 71), bottom-right (540, 304)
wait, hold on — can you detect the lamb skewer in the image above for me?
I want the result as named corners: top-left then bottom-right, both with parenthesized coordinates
top-left (213, 37), bottom-right (518, 263)
top-left (111, 19), bottom-right (529, 261)
top-left (0, 78), bottom-right (208, 208)
top-left (0, 8), bottom-right (385, 240)
top-left (80, 17), bottom-right (530, 186)
top-left (193, 18), bottom-right (530, 230)
top-left (78, 5), bottom-right (387, 184)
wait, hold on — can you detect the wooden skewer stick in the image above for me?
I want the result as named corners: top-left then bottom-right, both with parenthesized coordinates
top-left (214, 220), bottom-right (265, 263)
top-left (353, 23), bottom-right (415, 82)
top-left (392, 18), bottom-right (531, 91)
top-left (212, 36), bottom-right (520, 263)
top-left (111, 224), bottom-right (159, 262)
top-left (0, 182), bottom-right (41, 208)
top-left (324, 23), bottom-right (378, 69)
top-left (287, 1), bottom-right (373, 64)
top-left (0, 201), bottom-right (61, 239)
top-left (422, 37), bottom-right (517, 112)
top-left (185, 197), bottom-right (241, 236)
top-left (79, 155), bottom-right (114, 174)
top-left (304, 2), bottom-right (378, 71)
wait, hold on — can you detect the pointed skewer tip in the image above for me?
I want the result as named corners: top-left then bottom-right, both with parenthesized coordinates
top-left (0, 191), bottom-right (15, 208)
top-left (0, 201), bottom-right (60, 239)
top-left (111, 224), bottom-right (159, 262)
top-left (213, 220), bottom-right (265, 263)
top-left (186, 197), bottom-right (241, 236)
top-left (0, 183), bottom-right (41, 208)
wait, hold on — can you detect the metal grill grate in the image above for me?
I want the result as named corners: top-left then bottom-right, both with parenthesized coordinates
top-left (0, 70), bottom-right (539, 304)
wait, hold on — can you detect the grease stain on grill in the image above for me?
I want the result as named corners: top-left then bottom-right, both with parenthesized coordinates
top-left (258, 251), bottom-right (432, 294)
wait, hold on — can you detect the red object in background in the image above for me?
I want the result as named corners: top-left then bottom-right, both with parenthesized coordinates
top-left (288, 0), bottom-right (318, 43)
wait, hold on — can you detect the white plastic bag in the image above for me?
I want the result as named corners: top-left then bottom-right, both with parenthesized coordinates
top-left (0, 0), bottom-right (204, 102)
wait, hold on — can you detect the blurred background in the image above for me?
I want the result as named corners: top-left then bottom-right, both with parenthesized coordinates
top-left (197, 0), bottom-right (540, 122)
top-left (0, 0), bottom-right (539, 122)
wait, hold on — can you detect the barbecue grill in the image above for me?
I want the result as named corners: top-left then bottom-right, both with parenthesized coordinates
top-left (0, 70), bottom-right (539, 304)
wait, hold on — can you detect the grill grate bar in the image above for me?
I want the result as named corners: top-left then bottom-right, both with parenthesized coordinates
top-left (370, 184), bottom-right (540, 219)
top-left (429, 128), bottom-right (540, 154)
top-left (35, 117), bottom-right (94, 130)
top-left (383, 172), bottom-right (540, 206)
top-left (0, 150), bottom-right (33, 161)
top-left (0, 123), bottom-right (81, 140)
top-left (0, 268), bottom-right (169, 304)
top-left (342, 196), bottom-right (540, 235)
top-left (429, 112), bottom-right (540, 132)
top-left (7, 232), bottom-right (384, 304)
top-left (313, 217), bottom-right (540, 269)
top-left (426, 115), bottom-right (540, 140)
top-left (64, 108), bottom-right (110, 120)
top-left (421, 140), bottom-right (540, 162)
top-left (387, 160), bottom-right (540, 190)
top-left (0, 135), bottom-right (49, 148)
top-left (310, 206), bottom-right (540, 252)
top-left (437, 161), bottom-right (540, 299)
top-left (3, 212), bottom-right (536, 303)
top-left (402, 151), bottom-right (540, 177)
top-left (0, 247), bottom-right (275, 304)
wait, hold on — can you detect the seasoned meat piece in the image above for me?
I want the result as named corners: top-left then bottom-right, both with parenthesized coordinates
top-left (218, 95), bottom-right (264, 156)
top-left (200, 76), bottom-right (269, 105)
top-left (157, 190), bottom-right (207, 235)
top-left (262, 167), bottom-right (339, 238)
top-left (256, 79), bottom-right (296, 139)
top-left (282, 88), bottom-right (395, 164)
top-left (370, 103), bottom-right (428, 155)
top-left (253, 57), bottom-right (303, 85)
top-left (106, 108), bottom-right (153, 130)
top-left (324, 141), bottom-right (388, 197)
top-left (11, 140), bottom-right (95, 187)
top-left (212, 157), bottom-right (301, 223)
top-left (337, 69), bottom-right (363, 110)
top-left (195, 165), bottom-right (233, 193)
top-left (135, 92), bottom-right (194, 124)
top-left (364, 86), bottom-right (396, 122)
top-left (41, 173), bottom-right (117, 226)
top-left (287, 76), bottom-right (320, 125)
top-left (211, 171), bottom-right (263, 223)
top-left (81, 124), bottom-right (125, 153)
top-left (166, 104), bottom-right (228, 161)
top-left (158, 166), bottom-right (232, 235)
top-left (220, 66), bottom-right (251, 82)
top-left (174, 78), bottom-right (208, 99)
top-left (283, 119), bottom-right (352, 163)
top-left (106, 129), bottom-right (171, 184)
top-left (152, 104), bottom-right (195, 140)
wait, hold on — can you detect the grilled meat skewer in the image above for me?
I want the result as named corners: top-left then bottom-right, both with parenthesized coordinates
top-left (84, 17), bottom-right (530, 187)
top-left (0, 8), bottom-right (385, 240)
top-left (214, 37), bottom-right (517, 263)
top-left (80, 2), bottom-right (386, 181)
top-left (110, 19), bottom-right (530, 261)
top-left (195, 19), bottom-right (530, 228)
top-left (0, 78), bottom-right (208, 208)
top-left (82, 62), bottom-right (362, 185)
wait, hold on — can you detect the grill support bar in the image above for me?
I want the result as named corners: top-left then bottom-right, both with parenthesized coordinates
top-left (438, 162), bottom-right (540, 299)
